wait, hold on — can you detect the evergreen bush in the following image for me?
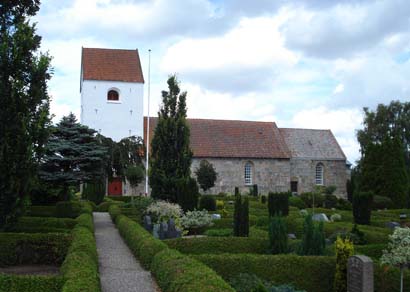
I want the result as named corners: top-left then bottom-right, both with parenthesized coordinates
top-left (199, 195), bottom-right (216, 211)
top-left (177, 177), bottom-right (199, 211)
top-left (289, 196), bottom-right (306, 209)
top-left (333, 237), bottom-right (354, 292)
top-left (324, 194), bottom-right (338, 209)
top-left (82, 180), bottom-right (105, 205)
top-left (373, 195), bottom-right (394, 210)
top-left (234, 194), bottom-right (249, 237)
top-left (235, 187), bottom-right (239, 196)
top-left (268, 192), bottom-right (290, 217)
top-left (253, 184), bottom-right (259, 197)
top-left (269, 216), bottom-right (288, 254)
top-left (299, 215), bottom-right (325, 255)
top-left (353, 191), bottom-right (373, 225)
top-left (261, 195), bottom-right (267, 204)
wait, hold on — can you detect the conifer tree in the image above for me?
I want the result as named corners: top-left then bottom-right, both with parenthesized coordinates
top-left (149, 75), bottom-right (193, 203)
top-left (39, 114), bottom-right (108, 200)
top-left (195, 160), bottom-right (218, 192)
top-left (0, 0), bottom-right (52, 227)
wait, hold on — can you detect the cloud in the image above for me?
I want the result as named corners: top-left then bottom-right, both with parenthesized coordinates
top-left (282, 0), bottom-right (410, 59)
top-left (161, 15), bottom-right (298, 93)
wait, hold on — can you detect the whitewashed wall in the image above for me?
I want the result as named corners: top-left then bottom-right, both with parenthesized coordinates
top-left (81, 80), bottom-right (144, 141)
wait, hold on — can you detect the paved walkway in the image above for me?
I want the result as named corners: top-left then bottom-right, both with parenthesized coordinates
top-left (93, 212), bottom-right (158, 292)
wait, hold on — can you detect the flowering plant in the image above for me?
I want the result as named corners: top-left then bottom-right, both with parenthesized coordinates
top-left (146, 200), bottom-right (183, 223)
top-left (180, 209), bottom-right (214, 229)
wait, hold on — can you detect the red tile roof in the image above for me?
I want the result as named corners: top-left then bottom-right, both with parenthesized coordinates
top-left (144, 117), bottom-right (290, 159)
top-left (81, 48), bottom-right (144, 83)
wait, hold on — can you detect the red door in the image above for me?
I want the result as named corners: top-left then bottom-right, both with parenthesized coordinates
top-left (108, 177), bottom-right (123, 196)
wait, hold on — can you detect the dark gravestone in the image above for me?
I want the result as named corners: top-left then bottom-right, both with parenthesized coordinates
top-left (166, 219), bottom-right (181, 239)
top-left (153, 224), bottom-right (160, 239)
top-left (158, 222), bottom-right (168, 240)
top-left (347, 255), bottom-right (374, 292)
top-left (143, 215), bottom-right (153, 232)
top-left (385, 222), bottom-right (400, 229)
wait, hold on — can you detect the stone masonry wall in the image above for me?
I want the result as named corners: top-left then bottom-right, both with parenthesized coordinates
top-left (290, 159), bottom-right (347, 198)
top-left (191, 157), bottom-right (291, 195)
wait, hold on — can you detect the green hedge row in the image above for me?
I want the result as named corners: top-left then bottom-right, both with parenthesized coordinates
top-left (194, 253), bottom-right (335, 292)
top-left (165, 237), bottom-right (269, 255)
top-left (26, 201), bottom-right (95, 219)
top-left (109, 206), bottom-right (234, 292)
top-left (60, 213), bottom-right (100, 292)
top-left (0, 274), bottom-right (64, 292)
top-left (5, 217), bottom-right (77, 233)
top-left (0, 233), bottom-right (71, 267)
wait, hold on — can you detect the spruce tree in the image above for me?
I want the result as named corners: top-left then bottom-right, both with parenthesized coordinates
top-left (0, 0), bottom-right (52, 227)
top-left (39, 114), bottom-right (108, 200)
top-left (149, 75), bottom-right (193, 203)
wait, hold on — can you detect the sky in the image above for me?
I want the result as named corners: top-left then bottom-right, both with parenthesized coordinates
top-left (35, 0), bottom-right (410, 164)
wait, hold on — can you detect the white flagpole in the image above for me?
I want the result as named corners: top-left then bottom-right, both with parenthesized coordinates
top-left (145, 49), bottom-right (151, 196)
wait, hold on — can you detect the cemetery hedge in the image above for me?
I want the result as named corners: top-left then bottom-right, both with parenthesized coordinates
top-left (0, 274), bottom-right (64, 292)
top-left (5, 217), bottom-right (77, 233)
top-left (0, 233), bottom-right (71, 266)
top-left (151, 249), bottom-right (235, 292)
top-left (165, 237), bottom-right (269, 255)
top-left (109, 206), bottom-right (234, 292)
top-left (193, 253), bottom-right (335, 292)
top-left (60, 213), bottom-right (100, 292)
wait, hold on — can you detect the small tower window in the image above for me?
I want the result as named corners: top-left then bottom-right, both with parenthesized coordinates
top-left (244, 162), bottom-right (253, 185)
top-left (107, 89), bottom-right (119, 101)
top-left (315, 163), bottom-right (324, 185)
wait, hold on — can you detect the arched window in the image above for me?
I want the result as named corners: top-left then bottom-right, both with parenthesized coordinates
top-left (107, 89), bottom-right (119, 101)
top-left (244, 162), bottom-right (253, 185)
top-left (315, 163), bottom-right (324, 185)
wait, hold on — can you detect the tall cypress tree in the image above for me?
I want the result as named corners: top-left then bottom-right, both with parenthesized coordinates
top-left (149, 75), bottom-right (193, 203)
top-left (0, 0), bottom-right (52, 227)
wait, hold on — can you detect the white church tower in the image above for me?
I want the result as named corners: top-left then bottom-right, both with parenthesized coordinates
top-left (80, 48), bottom-right (144, 141)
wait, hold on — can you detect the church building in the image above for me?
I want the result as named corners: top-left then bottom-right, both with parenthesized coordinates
top-left (80, 48), bottom-right (349, 197)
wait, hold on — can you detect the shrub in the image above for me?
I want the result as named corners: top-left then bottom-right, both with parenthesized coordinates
top-left (324, 194), bottom-right (338, 209)
top-left (26, 206), bottom-right (56, 217)
top-left (299, 215), bottom-right (325, 256)
top-left (195, 160), bottom-right (218, 192)
top-left (199, 195), bottom-right (216, 211)
top-left (268, 192), bottom-right (290, 217)
top-left (336, 198), bottom-right (352, 211)
top-left (289, 196), bottom-right (306, 209)
top-left (108, 204), bottom-right (122, 221)
top-left (324, 185), bottom-right (337, 195)
top-left (330, 213), bottom-right (342, 222)
top-left (228, 273), bottom-right (265, 292)
top-left (55, 201), bottom-right (83, 218)
top-left (194, 254), bottom-right (335, 292)
top-left (0, 275), bottom-right (64, 292)
top-left (5, 216), bottom-right (77, 233)
top-left (204, 228), bottom-right (233, 237)
top-left (300, 192), bottom-right (324, 208)
top-left (180, 210), bottom-right (213, 234)
top-left (82, 180), bottom-right (105, 205)
top-left (177, 177), bottom-right (200, 211)
top-left (0, 233), bottom-right (70, 266)
top-left (269, 216), bottom-right (288, 254)
top-left (164, 237), bottom-right (269, 255)
top-left (253, 184), bottom-right (259, 197)
top-left (146, 200), bottom-right (183, 223)
top-left (234, 195), bottom-right (249, 237)
top-left (333, 237), bottom-right (354, 292)
top-left (261, 195), bottom-right (267, 204)
top-left (373, 195), bottom-right (394, 210)
top-left (122, 196), bottom-right (154, 213)
top-left (151, 249), bottom-right (235, 292)
top-left (353, 191), bottom-right (373, 225)
top-left (216, 199), bottom-right (224, 209)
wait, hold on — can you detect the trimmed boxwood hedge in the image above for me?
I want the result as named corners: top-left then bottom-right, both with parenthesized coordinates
top-left (0, 233), bottom-right (71, 267)
top-left (60, 213), bottom-right (100, 292)
top-left (152, 249), bottom-right (235, 292)
top-left (26, 206), bottom-right (57, 217)
top-left (194, 253), bottom-right (335, 292)
top-left (5, 217), bottom-right (77, 233)
top-left (165, 237), bottom-right (269, 255)
top-left (110, 208), bottom-right (233, 292)
top-left (0, 274), bottom-right (64, 292)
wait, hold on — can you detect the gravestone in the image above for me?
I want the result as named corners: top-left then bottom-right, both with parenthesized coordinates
top-left (143, 215), bottom-right (153, 232)
top-left (211, 214), bottom-right (221, 220)
top-left (385, 221), bottom-right (400, 229)
top-left (312, 213), bottom-right (329, 222)
top-left (158, 222), bottom-right (168, 240)
top-left (347, 255), bottom-right (374, 292)
top-left (166, 219), bottom-right (181, 239)
top-left (153, 224), bottom-right (160, 239)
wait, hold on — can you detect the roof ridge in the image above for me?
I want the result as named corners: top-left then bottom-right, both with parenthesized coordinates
top-left (280, 127), bottom-right (331, 131)
top-left (144, 116), bottom-right (276, 124)
top-left (82, 47), bottom-right (138, 52)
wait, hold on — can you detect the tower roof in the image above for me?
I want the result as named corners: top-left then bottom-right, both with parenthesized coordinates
top-left (81, 48), bottom-right (144, 83)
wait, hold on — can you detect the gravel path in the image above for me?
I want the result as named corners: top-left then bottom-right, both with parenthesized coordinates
top-left (93, 212), bottom-right (159, 292)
